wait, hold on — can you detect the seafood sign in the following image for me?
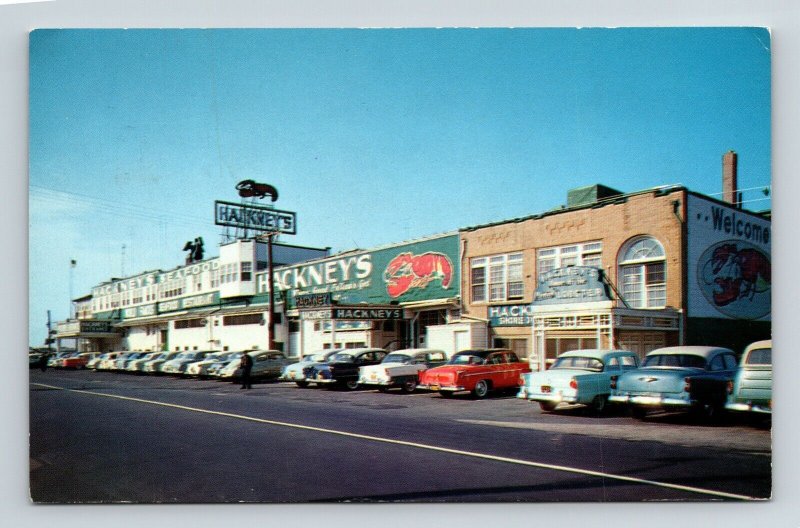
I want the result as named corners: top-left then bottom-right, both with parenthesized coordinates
top-left (697, 241), bottom-right (771, 319)
top-left (383, 252), bottom-right (453, 298)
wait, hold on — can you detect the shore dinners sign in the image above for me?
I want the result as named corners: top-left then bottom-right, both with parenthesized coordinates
top-left (532, 266), bottom-right (612, 305)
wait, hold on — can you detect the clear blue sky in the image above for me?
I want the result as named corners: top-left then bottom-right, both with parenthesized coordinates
top-left (28, 27), bottom-right (771, 345)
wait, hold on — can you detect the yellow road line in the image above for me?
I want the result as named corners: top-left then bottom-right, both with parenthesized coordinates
top-left (31, 382), bottom-right (760, 501)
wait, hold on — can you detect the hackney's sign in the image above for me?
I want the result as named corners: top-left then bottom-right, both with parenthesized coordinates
top-left (488, 304), bottom-right (534, 327)
top-left (533, 266), bottom-right (612, 305)
top-left (299, 307), bottom-right (405, 321)
top-left (215, 200), bottom-right (296, 235)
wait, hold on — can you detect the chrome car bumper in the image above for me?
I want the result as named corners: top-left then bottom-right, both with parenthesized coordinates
top-left (725, 402), bottom-right (772, 414)
top-left (518, 391), bottom-right (578, 404)
top-left (417, 384), bottom-right (464, 392)
top-left (609, 394), bottom-right (693, 407)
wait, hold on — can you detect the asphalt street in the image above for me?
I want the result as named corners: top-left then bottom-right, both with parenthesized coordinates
top-left (29, 369), bottom-right (771, 503)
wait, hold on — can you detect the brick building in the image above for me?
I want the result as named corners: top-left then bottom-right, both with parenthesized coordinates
top-left (456, 171), bottom-right (770, 369)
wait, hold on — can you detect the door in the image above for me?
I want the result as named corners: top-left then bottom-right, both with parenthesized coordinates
top-left (454, 330), bottom-right (470, 354)
top-left (159, 329), bottom-right (168, 351)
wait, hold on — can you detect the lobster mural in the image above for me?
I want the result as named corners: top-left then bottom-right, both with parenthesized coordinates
top-left (383, 252), bottom-right (453, 298)
top-left (236, 180), bottom-right (279, 201)
top-left (703, 243), bottom-right (771, 307)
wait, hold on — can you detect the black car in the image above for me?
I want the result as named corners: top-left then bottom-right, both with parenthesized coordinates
top-left (305, 348), bottom-right (387, 390)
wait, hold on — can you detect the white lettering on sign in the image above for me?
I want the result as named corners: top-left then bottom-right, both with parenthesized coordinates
top-left (258, 255), bottom-right (373, 294)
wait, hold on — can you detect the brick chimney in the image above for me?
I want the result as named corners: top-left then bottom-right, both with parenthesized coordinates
top-left (722, 150), bottom-right (739, 207)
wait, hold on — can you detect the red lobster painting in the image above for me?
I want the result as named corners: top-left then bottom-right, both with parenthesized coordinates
top-left (383, 252), bottom-right (453, 298)
top-left (704, 243), bottom-right (771, 307)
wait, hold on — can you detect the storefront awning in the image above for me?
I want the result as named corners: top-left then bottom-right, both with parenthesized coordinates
top-left (399, 297), bottom-right (460, 310)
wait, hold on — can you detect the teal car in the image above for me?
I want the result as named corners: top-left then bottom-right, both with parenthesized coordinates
top-left (609, 346), bottom-right (738, 420)
top-left (726, 340), bottom-right (772, 415)
top-left (518, 349), bottom-right (639, 413)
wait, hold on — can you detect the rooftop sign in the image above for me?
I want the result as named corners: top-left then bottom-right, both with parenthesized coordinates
top-left (533, 266), bottom-right (612, 305)
top-left (215, 200), bottom-right (296, 235)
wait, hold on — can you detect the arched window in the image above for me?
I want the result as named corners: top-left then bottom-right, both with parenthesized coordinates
top-left (618, 237), bottom-right (666, 309)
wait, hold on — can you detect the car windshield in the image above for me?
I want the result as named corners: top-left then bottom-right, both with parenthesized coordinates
top-left (642, 354), bottom-right (707, 368)
top-left (551, 356), bottom-right (604, 372)
top-left (383, 354), bottom-right (410, 364)
top-left (448, 354), bottom-right (485, 365)
top-left (332, 353), bottom-right (356, 362)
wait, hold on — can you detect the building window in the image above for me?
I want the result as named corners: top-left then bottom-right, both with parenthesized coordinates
top-left (223, 313), bottom-right (263, 326)
top-left (537, 241), bottom-right (603, 279)
top-left (174, 318), bottom-right (206, 329)
top-left (618, 236), bottom-right (666, 309)
top-left (241, 262), bottom-right (252, 282)
top-left (470, 253), bottom-right (524, 303)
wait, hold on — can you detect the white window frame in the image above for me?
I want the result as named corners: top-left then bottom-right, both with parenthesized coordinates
top-left (618, 236), bottom-right (666, 309)
top-left (537, 241), bottom-right (603, 279)
top-left (470, 253), bottom-right (524, 303)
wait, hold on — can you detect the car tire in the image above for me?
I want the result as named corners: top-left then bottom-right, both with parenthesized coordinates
top-left (472, 380), bottom-right (490, 399)
top-left (589, 395), bottom-right (607, 415)
top-left (377, 386), bottom-right (389, 393)
top-left (631, 407), bottom-right (648, 420)
top-left (539, 401), bottom-right (558, 412)
top-left (344, 379), bottom-right (359, 391)
top-left (693, 398), bottom-right (723, 423)
top-left (401, 379), bottom-right (417, 393)
top-left (295, 381), bottom-right (309, 388)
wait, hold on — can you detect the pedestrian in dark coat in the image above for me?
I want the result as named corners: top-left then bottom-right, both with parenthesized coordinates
top-left (240, 352), bottom-right (253, 389)
top-left (39, 353), bottom-right (49, 372)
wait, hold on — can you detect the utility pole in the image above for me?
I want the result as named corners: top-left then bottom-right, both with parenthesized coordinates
top-left (46, 310), bottom-right (53, 353)
top-left (267, 232), bottom-right (276, 350)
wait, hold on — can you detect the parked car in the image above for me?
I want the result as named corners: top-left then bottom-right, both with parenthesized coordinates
top-left (358, 348), bottom-right (448, 393)
top-left (29, 353), bottom-right (43, 369)
top-left (217, 350), bottom-right (292, 381)
top-left (110, 352), bottom-right (143, 371)
top-left (95, 352), bottom-right (122, 371)
top-left (279, 349), bottom-right (342, 387)
top-left (305, 348), bottom-right (388, 390)
top-left (161, 351), bottom-right (212, 375)
top-left (726, 340), bottom-right (772, 415)
top-left (142, 351), bottom-right (181, 374)
top-left (207, 352), bottom-right (243, 378)
top-left (48, 352), bottom-right (73, 368)
top-left (185, 352), bottom-right (236, 378)
top-left (609, 346), bottom-right (738, 420)
top-left (126, 352), bottom-right (163, 373)
top-left (417, 349), bottom-right (531, 399)
top-left (518, 349), bottom-right (639, 413)
top-left (61, 352), bottom-right (98, 369)
top-left (86, 353), bottom-right (111, 370)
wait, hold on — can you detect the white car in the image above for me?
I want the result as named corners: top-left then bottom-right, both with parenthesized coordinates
top-left (142, 352), bottom-right (180, 373)
top-left (279, 349), bottom-right (342, 387)
top-left (126, 352), bottom-right (163, 373)
top-left (185, 352), bottom-right (236, 377)
top-left (161, 351), bottom-right (212, 375)
top-left (358, 348), bottom-right (448, 393)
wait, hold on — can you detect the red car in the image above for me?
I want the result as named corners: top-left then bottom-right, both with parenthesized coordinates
top-left (417, 349), bottom-right (531, 399)
top-left (61, 352), bottom-right (97, 369)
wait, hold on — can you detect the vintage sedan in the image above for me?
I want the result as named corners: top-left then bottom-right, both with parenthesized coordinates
top-left (279, 349), bottom-right (341, 387)
top-left (305, 348), bottom-right (388, 390)
top-left (142, 351), bottom-right (181, 374)
top-left (518, 349), bottom-right (639, 413)
top-left (207, 352), bottom-right (243, 378)
top-left (609, 346), bottom-right (738, 420)
top-left (417, 349), bottom-right (531, 399)
top-left (358, 348), bottom-right (448, 393)
top-left (185, 352), bottom-right (236, 378)
top-left (726, 339), bottom-right (772, 415)
top-left (125, 352), bottom-right (163, 373)
top-left (161, 351), bottom-right (212, 375)
top-left (110, 352), bottom-right (145, 372)
top-left (218, 350), bottom-right (292, 381)
top-left (61, 352), bottom-right (98, 369)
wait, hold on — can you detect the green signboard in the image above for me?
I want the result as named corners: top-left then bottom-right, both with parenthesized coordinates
top-left (256, 234), bottom-right (459, 308)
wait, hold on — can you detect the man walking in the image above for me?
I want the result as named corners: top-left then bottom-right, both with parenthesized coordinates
top-left (240, 352), bottom-right (253, 389)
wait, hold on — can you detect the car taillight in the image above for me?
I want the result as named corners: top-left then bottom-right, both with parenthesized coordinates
top-left (610, 375), bottom-right (618, 390)
top-left (684, 377), bottom-right (691, 392)
top-left (518, 375), bottom-right (525, 386)
top-left (726, 380), bottom-right (734, 394)
top-left (569, 378), bottom-right (578, 390)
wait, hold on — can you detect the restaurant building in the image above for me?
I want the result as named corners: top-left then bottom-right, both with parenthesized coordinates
top-left (456, 155), bottom-right (770, 369)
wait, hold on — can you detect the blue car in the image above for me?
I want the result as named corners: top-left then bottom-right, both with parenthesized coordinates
top-left (609, 346), bottom-right (737, 420)
top-left (726, 340), bottom-right (772, 415)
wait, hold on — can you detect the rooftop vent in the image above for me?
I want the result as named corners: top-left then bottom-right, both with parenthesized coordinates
top-left (566, 184), bottom-right (624, 208)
